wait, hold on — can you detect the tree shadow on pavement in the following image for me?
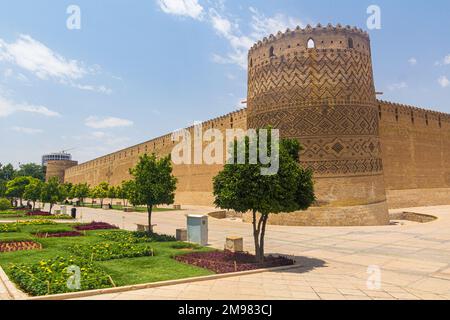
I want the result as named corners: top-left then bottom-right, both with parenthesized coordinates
top-left (272, 254), bottom-right (327, 274)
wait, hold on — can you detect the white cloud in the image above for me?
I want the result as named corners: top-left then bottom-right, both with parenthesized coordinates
top-left (73, 83), bottom-right (113, 95)
top-left (438, 76), bottom-right (450, 88)
top-left (85, 116), bottom-right (134, 129)
top-left (444, 55), bottom-right (450, 65)
top-left (0, 94), bottom-right (60, 118)
top-left (209, 7), bottom-right (304, 68)
top-left (20, 105), bottom-right (61, 117)
top-left (0, 35), bottom-right (85, 81)
top-left (157, 2), bottom-right (305, 69)
top-left (249, 7), bottom-right (304, 39)
top-left (388, 82), bottom-right (408, 91)
top-left (0, 35), bottom-right (112, 94)
top-left (157, 0), bottom-right (204, 20)
top-left (73, 131), bottom-right (130, 149)
top-left (408, 58), bottom-right (417, 66)
top-left (208, 9), bottom-right (255, 69)
top-left (435, 54), bottom-right (450, 66)
top-left (11, 126), bottom-right (43, 134)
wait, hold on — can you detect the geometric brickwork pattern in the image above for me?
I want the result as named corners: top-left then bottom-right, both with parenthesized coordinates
top-left (247, 28), bottom-right (383, 178)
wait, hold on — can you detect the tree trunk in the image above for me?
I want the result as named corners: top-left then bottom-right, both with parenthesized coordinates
top-left (49, 203), bottom-right (53, 214)
top-left (258, 214), bottom-right (269, 262)
top-left (252, 211), bottom-right (270, 263)
top-left (32, 201), bottom-right (35, 210)
top-left (252, 210), bottom-right (260, 259)
top-left (147, 204), bottom-right (153, 233)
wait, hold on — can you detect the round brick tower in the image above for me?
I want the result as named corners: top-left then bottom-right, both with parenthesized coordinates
top-left (247, 24), bottom-right (389, 226)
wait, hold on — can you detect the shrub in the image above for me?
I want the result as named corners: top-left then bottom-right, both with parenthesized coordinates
top-left (170, 242), bottom-right (200, 250)
top-left (34, 231), bottom-right (83, 238)
top-left (27, 226), bottom-right (74, 234)
top-left (0, 223), bottom-right (19, 233)
top-left (134, 231), bottom-right (176, 242)
top-left (70, 242), bottom-right (155, 261)
top-left (174, 251), bottom-right (294, 274)
top-left (0, 210), bottom-right (19, 216)
top-left (74, 222), bottom-right (118, 231)
top-left (26, 210), bottom-right (52, 216)
top-left (9, 256), bottom-right (114, 296)
top-left (99, 230), bottom-right (176, 243)
top-left (16, 220), bottom-right (57, 226)
top-left (0, 198), bottom-right (11, 211)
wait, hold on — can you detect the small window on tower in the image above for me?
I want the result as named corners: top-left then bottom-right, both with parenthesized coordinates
top-left (307, 38), bottom-right (315, 49)
top-left (348, 38), bottom-right (354, 49)
top-left (269, 46), bottom-right (275, 57)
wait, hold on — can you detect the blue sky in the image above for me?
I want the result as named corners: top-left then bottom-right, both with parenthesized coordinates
top-left (1, 0), bottom-right (450, 166)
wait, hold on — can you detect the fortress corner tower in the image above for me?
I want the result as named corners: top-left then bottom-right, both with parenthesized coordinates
top-left (247, 24), bottom-right (390, 226)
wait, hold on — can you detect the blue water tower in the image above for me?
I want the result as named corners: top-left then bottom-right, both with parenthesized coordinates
top-left (186, 215), bottom-right (208, 246)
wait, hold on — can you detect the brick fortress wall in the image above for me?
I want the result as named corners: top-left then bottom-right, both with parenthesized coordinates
top-left (63, 24), bottom-right (450, 226)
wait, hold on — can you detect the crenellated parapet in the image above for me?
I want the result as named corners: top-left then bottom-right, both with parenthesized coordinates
top-left (378, 100), bottom-right (450, 128)
top-left (249, 23), bottom-right (371, 69)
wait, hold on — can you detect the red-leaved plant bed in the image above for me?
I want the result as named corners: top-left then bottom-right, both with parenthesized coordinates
top-left (34, 231), bottom-right (83, 238)
top-left (26, 210), bottom-right (52, 216)
top-left (74, 221), bottom-right (119, 231)
top-left (0, 241), bottom-right (42, 253)
top-left (174, 251), bottom-right (294, 274)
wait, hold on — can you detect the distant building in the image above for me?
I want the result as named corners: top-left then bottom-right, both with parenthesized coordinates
top-left (42, 152), bottom-right (78, 182)
top-left (42, 152), bottom-right (72, 166)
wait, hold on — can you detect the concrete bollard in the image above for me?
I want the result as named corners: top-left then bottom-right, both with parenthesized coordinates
top-left (176, 229), bottom-right (187, 241)
top-left (225, 236), bottom-right (244, 252)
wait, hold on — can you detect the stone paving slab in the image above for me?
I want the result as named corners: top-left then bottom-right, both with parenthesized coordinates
top-left (2, 204), bottom-right (450, 300)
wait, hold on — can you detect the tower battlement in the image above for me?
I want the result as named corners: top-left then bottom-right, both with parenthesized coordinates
top-left (247, 23), bottom-right (389, 225)
top-left (248, 23), bottom-right (371, 68)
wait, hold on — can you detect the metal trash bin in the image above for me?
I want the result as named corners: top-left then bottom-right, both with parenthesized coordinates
top-left (71, 208), bottom-right (77, 219)
top-left (186, 215), bottom-right (208, 246)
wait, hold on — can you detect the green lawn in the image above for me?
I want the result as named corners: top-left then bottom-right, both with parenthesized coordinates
top-left (0, 210), bottom-right (74, 220)
top-left (0, 223), bottom-right (214, 296)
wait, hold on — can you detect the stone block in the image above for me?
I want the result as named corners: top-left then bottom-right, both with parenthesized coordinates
top-left (225, 236), bottom-right (244, 252)
top-left (176, 228), bottom-right (187, 241)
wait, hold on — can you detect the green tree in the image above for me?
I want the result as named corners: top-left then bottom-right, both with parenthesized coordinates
top-left (23, 178), bottom-right (43, 210)
top-left (16, 163), bottom-right (46, 181)
top-left (0, 179), bottom-right (6, 197)
top-left (0, 198), bottom-right (11, 211)
top-left (118, 180), bottom-right (134, 208)
top-left (0, 163), bottom-right (16, 181)
top-left (91, 182), bottom-right (110, 207)
top-left (40, 177), bottom-right (66, 213)
top-left (5, 176), bottom-right (32, 206)
top-left (108, 186), bottom-right (117, 205)
top-left (213, 131), bottom-right (315, 262)
top-left (62, 182), bottom-right (74, 201)
top-left (71, 183), bottom-right (90, 205)
top-left (129, 154), bottom-right (177, 232)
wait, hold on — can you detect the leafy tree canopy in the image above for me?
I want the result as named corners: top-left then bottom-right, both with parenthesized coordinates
top-left (16, 163), bottom-right (46, 181)
top-left (129, 154), bottom-right (177, 232)
top-left (213, 129), bottom-right (315, 261)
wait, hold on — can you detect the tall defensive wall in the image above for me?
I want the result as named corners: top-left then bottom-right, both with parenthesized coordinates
top-left (62, 24), bottom-right (450, 226)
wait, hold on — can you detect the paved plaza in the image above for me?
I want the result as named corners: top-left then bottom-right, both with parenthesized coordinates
top-left (2, 204), bottom-right (450, 300)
